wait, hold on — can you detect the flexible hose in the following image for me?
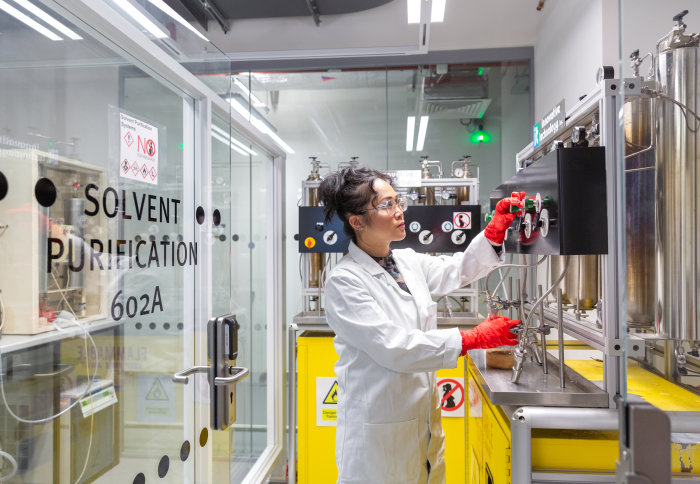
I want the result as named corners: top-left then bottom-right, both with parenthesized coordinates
top-left (0, 450), bottom-right (18, 482)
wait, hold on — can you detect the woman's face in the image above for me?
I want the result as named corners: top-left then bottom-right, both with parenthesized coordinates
top-left (356, 178), bottom-right (406, 244)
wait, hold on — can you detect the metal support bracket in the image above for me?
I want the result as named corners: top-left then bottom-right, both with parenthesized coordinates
top-left (305, 0), bottom-right (321, 26)
top-left (200, 0), bottom-right (228, 33)
top-left (605, 336), bottom-right (645, 357)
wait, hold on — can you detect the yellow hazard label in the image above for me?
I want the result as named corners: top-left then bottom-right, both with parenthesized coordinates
top-left (146, 377), bottom-right (169, 401)
top-left (322, 409), bottom-right (337, 421)
top-left (304, 237), bottom-right (316, 249)
top-left (323, 380), bottom-right (338, 404)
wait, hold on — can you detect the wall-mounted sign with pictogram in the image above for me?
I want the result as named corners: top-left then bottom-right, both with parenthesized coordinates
top-left (453, 212), bottom-right (472, 229)
top-left (316, 377), bottom-right (339, 427)
top-left (119, 111), bottom-right (159, 185)
top-left (438, 377), bottom-right (464, 417)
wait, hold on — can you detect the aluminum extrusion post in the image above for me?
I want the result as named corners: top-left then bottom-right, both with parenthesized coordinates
top-left (600, 78), bottom-right (627, 408)
top-left (287, 324), bottom-right (297, 484)
top-left (557, 288), bottom-right (565, 388)
top-left (616, 402), bottom-right (671, 483)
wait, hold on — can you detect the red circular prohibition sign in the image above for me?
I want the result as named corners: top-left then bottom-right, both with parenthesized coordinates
top-left (438, 378), bottom-right (464, 412)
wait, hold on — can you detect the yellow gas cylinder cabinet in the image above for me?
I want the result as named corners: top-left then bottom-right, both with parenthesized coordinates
top-left (297, 332), bottom-right (469, 484)
top-left (466, 357), bottom-right (700, 482)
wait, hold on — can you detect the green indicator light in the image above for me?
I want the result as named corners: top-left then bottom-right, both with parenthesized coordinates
top-left (478, 111), bottom-right (485, 119)
top-left (470, 130), bottom-right (491, 144)
top-left (478, 67), bottom-right (484, 76)
top-left (103, 391), bottom-right (109, 397)
top-left (48, 141), bottom-right (54, 147)
top-left (82, 400), bottom-right (88, 406)
top-left (179, 143), bottom-right (184, 149)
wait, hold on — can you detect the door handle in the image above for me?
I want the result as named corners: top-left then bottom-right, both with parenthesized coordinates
top-left (172, 313), bottom-right (245, 430)
top-left (214, 366), bottom-right (249, 386)
top-left (172, 365), bottom-right (209, 384)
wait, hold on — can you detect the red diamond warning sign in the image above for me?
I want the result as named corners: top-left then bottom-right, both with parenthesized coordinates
top-left (124, 131), bottom-right (134, 147)
top-left (141, 165), bottom-right (149, 179)
top-left (149, 166), bottom-right (157, 181)
top-left (121, 158), bottom-right (130, 174)
top-left (131, 161), bottom-right (139, 175)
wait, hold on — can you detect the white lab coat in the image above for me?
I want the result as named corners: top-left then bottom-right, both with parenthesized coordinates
top-left (324, 231), bottom-right (503, 484)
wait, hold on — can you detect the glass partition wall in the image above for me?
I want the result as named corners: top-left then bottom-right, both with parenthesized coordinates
top-left (0, 1), bottom-right (281, 483)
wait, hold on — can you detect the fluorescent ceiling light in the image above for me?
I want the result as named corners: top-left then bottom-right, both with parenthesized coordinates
top-left (212, 132), bottom-right (248, 157)
top-left (265, 130), bottom-right (295, 154)
top-left (11, 0), bottom-right (82, 39)
top-left (406, 116), bottom-right (415, 152)
top-left (407, 0), bottom-right (420, 23)
top-left (227, 96), bottom-right (294, 154)
top-left (211, 124), bottom-right (258, 156)
top-left (113, 0), bottom-right (167, 39)
top-left (431, 0), bottom-right (445, 22)
top-left (233, 78), bottom-right (266, 108)
top-left (416, 116), bottom-right (429, 151)
top-left (0, 0), bottom-right (61, 40)
top-left (147, 0), bottom-right (208, 41)
top-left (228, 97), bottom-right (250, 120)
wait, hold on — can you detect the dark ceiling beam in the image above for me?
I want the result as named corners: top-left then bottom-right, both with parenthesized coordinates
top-left (305, 0), bottom-right (321, 26)
top-left (201, 0), bottom-right (229, 33)
top-left (170, 0), bottom-right (208, 29)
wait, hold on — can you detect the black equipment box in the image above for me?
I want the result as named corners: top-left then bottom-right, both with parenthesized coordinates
top-left (489, 146), bottom-right (607, 255)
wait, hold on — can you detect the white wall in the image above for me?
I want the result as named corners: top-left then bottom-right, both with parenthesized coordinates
top-left (534, 0), bottom-right (610, 121)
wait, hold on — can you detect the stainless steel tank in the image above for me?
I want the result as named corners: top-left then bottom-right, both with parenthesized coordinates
top-left (418, 158), bottom-right (436, 205)
top-left (624, 52), bottom-right (656, 327)
top-left (655, 16), bottom-right (700, 340)
top-left (550, 255), bottom-right (599, 310)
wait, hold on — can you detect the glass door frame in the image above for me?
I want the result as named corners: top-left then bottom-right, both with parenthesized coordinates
top-left (36, 1), bottom-right (287, 481)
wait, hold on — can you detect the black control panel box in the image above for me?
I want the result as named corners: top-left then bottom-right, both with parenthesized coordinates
top-left (298, 205), bottom-right (482, 254)
top-left (489, 146), bottom-right (607, 255)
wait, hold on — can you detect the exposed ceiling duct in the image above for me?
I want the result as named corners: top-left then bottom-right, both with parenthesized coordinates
top-left (420, 67), bottom-right (491, 120)
top-left (165, 0), bottom-right (395, 32)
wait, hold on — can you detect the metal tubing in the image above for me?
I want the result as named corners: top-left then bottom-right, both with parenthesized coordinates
top-left (557, 288), bottom-right (565, 388)
top-left (510, 407), bottom-right (618, 484)
top-left (510, 407), bottom-right (700, 484)
top-left (538, 285), bottom-right (548, 375)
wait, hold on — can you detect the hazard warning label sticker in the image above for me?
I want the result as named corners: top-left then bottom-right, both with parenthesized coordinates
top-left (438, 377), bottom-right (465, 417)
top-left (120, 111), bottom-right (159, 185)
top-left (316, 377), bottom-right (338, 427)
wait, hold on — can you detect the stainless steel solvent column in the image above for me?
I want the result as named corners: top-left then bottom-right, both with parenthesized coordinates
top-left (655, 10), bottom-right (700, 340)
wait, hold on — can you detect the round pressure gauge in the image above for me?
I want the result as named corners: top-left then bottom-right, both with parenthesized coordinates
top-left (409, 221), bottom-right (421, 233)
top-left (453, 167), bottom-right (464, 178)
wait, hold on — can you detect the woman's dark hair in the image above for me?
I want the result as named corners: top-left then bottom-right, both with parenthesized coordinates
top-left (318, 167), bottom-right (393, 241)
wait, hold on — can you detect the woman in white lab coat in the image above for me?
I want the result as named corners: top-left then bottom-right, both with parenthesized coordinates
top-left (319, 167), bottom-right (523, 484)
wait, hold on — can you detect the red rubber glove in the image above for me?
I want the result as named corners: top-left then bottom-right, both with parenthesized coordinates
top-left (484, 191), bottom-right (526, 244)
top-left (460, 316), bottom-right (520, 355)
